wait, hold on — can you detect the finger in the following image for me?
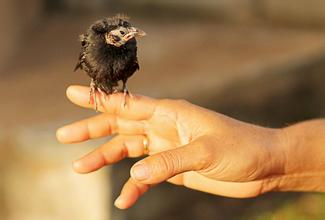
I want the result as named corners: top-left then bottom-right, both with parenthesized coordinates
top-left (167, 172), bottom-right (264, 198)
top-left (114, 178), bottom-right (150, 209)
top-left (66, 85), bottom-right (157, 120)
top-left (182, 171), bottom-right (264, 198)
top-left (130, 136), bottom-right (211, 185)
top-left (167, 174), bottom-right (184, 186)
top-left (73, 135), bottom-right (148, 174)
top-left (56, 114), bottom-right (145, 143)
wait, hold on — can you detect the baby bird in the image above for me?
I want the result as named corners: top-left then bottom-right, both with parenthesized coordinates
top-left (74, 14), bottom-right (146, 109)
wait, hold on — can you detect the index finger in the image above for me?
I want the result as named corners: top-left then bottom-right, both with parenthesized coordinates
top-left (66, 85), bottom-right (157, 120)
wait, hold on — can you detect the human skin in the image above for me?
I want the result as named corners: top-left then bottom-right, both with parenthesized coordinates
top-left (56, 85), bottom-right (325, 209)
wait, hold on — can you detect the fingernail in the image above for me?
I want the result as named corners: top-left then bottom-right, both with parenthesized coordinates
top-left (73, 160), bottom-right (82, 171)
top-left (131, 163), bottom-right (150, 181)
top-left (114, 196), bottom-right (124, 209)
top-left (56, 127), bottom-right (68, 141)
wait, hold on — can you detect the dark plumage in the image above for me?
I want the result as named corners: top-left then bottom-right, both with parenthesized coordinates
top-left (74, 14), bottom-right (146, 108)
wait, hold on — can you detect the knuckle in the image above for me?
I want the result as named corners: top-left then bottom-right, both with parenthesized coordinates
top-left (157, 151), bottom-right (182, 176)
top-left (158, 98), bottom-right (173, 106)
top-left (174, 99), bottom-right (190, 106)
top-left (160, 98), bottom-right (189, 106)
top-left (111, 117), bottom-right (119, 133)
top-left (86, 120), bottom-right (102, 139)
top-left (115, 103), bottom-right (123, 115)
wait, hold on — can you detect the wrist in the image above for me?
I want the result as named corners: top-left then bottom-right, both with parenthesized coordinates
top-left (262, 127), bottom-right (287, 178)
top-left (267, 120), bottom-right (325, 192)
top-left (280, 120), bottom-right (321, 174)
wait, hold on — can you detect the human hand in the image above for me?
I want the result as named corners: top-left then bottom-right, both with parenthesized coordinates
top-left (57, 85), bottom-right (286, 209)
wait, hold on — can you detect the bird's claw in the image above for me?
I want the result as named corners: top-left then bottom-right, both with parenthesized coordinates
top-left (121, 94), bottom-right (128, 109)
top-left (121, 88), bottom-right (132, 109)
top-left (90, 80), bottom-right (98, 111)
top-left (98, 88), bottom-right (108, 102)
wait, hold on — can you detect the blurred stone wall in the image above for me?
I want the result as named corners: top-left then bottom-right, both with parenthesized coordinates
top-left (0, 0), bottom-right (43, 71)
top-left (261, 0), bottom-right (325, 27)
top-left (120, 0), bottom-right (325, 27)
top-left (0, 128), bottom-right (111, 220)
top-left (1, 0), bottom-right (325, 70)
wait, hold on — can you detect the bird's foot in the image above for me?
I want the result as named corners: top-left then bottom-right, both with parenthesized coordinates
top-left (127, 90), bottom-right (133, 99)
top-left (89, 80), bottom-right (98, 111)
top-left (121, 88), bottom-right (132, 109)
top-left (98, 88), bottom-right (108, 102)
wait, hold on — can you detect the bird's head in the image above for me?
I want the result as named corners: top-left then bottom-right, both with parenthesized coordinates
top-left (91, 15), bottom-right (146, 48)
top-left (105, 23), bottom-right (146, 48)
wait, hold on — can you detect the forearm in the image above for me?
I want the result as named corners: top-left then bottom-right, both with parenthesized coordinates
top-left (276, 119), bottom-right (325, 192)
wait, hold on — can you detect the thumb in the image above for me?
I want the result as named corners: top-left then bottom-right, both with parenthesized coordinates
top-left (130, 136), bottom-right (212, 184)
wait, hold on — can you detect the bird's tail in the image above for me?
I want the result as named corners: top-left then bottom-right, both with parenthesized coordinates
top-left (74, 62), bottom-right (81, 72)
top-left (74, 52), bottom-right (84, 71)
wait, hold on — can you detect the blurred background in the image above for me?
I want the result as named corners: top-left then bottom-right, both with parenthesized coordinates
top-left (0, 0), bottom-right (325, 219)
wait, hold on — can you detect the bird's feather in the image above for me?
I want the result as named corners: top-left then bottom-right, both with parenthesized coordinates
top-left (75, 15), bottom-right (142, 94)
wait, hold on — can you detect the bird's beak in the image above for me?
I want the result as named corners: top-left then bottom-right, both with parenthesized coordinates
top-left (124, 27), bottom-right (146, 41)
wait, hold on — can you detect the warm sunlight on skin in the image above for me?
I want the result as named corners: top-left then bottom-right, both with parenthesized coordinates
top-left (57, 85), bottom-right (325, 209)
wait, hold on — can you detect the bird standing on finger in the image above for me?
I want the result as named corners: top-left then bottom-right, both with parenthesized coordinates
top-left (74, 14), bottom-right (146, 110)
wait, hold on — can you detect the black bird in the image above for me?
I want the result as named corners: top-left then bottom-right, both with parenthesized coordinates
top-left (74, 14), bottom-right (146, 108)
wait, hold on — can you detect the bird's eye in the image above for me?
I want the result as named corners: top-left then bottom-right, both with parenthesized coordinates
top-left (120, 31), bottom-right (125, 35)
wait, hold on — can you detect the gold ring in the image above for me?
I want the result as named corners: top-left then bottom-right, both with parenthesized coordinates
top-left (143, 137), bottom-right (149, 154)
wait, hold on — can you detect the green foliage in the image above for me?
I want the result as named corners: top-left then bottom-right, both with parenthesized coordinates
top-left (250, 193), bottom-right (325, 220)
